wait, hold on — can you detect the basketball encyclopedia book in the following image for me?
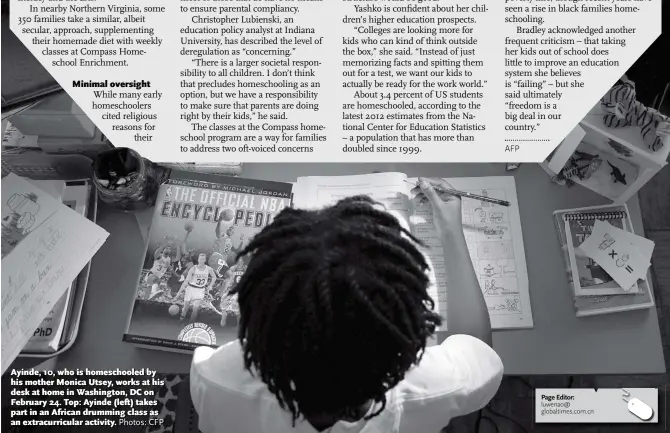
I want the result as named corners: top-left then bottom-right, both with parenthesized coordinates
top-left (123, 170), bottom-right (294, 352)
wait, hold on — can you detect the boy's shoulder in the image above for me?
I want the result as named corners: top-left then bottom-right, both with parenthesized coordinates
top-left (190, 343), bottom-right (285, 433)
top-left (398, 335), bottom-right (503, 403)
top-left (192, 342), bottom-right (268, 397)
top-left (391, 336), bottom-right (503, 431)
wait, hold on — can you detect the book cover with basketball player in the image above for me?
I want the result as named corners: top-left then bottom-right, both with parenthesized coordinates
top-left (123, 170), bottom-right (293, 352)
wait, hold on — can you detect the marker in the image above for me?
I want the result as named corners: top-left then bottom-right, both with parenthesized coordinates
top-left (405, 180), bottom-right (511, 207)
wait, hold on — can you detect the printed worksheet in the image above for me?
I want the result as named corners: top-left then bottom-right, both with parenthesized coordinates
top-left (408, 176), bottom-right (532, 329)
top-left (293, 172), bottom-right (413, 231)
top-left (294, 174), bottom-right (533, 330)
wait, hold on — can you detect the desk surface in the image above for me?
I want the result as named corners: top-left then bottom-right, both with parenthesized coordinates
top-left (47, 163), bottom-right (665, 375)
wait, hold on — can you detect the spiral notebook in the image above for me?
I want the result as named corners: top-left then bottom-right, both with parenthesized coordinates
top-left (553, 204), bottom-right (654, 317)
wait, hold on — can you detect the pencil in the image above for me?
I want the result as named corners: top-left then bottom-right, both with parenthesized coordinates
top-left (404, 180), bottom-right (511, 207)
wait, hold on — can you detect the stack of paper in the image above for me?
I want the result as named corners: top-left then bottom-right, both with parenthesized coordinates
top-left (1, 173), bottom-right (108, 372)
top-left (554, 204), bottom-right (656, 317)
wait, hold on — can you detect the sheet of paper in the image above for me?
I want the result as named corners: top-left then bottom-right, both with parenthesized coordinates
top-left (564, 212), bottom-right (639, 295)
top-left (1, 122), bottom-right (39, 148)
top-left (294, 172), bottom-right (409, 207)
top-left (26, 180), bottom-right (66, 203)
top-left (579, 220), bottom-right (650, 291)
top-left (1, 174), bottom-right (108, 372)
top-left (294, 172), bottom-right (412, 227)
top-left (593, 220), bottom-right (655, 262)
top-left (408, 176), bottom-right (533, 329)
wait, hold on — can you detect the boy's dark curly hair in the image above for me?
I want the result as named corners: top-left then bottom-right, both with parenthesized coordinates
top-left (231, 195), bottom-right (442, 425)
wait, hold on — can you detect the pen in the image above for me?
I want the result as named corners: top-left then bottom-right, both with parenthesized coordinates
top-left (405, 180), bottom-right (511, 207)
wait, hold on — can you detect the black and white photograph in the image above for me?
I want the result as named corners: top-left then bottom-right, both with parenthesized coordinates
top-left (1, 2), bottom-right (670, 433)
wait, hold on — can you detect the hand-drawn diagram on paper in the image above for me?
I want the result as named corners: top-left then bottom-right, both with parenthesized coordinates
top-left (409, 178), bottom-right (532, 329)
top-left (2, 192), bottom-right (46, 258)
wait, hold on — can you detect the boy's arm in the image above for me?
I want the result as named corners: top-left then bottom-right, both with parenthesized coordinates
top-left (215, 218), bottom-right (222, 239)
top-left (398, 180), bottom-right (501, 431)
top-left (414, 178), bottom-right (492, 346)
top-left (441, 225), bottom-right (491, 344)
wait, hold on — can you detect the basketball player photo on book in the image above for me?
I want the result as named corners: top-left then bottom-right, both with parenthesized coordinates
top-left (123, 171), bottom-right (293, 352)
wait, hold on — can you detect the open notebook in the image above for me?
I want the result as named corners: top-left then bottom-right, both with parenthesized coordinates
top-left (292, 173), bottom-right (532, 329)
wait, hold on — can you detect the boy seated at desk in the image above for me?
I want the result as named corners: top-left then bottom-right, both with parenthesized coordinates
top-left (191, 178), bottom-right (503, 433)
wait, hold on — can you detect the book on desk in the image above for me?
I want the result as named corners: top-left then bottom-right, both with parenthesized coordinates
top-left (122, 170), bottom-right (294, 353)
top-left (553, 203), bottom-right (655, 317)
